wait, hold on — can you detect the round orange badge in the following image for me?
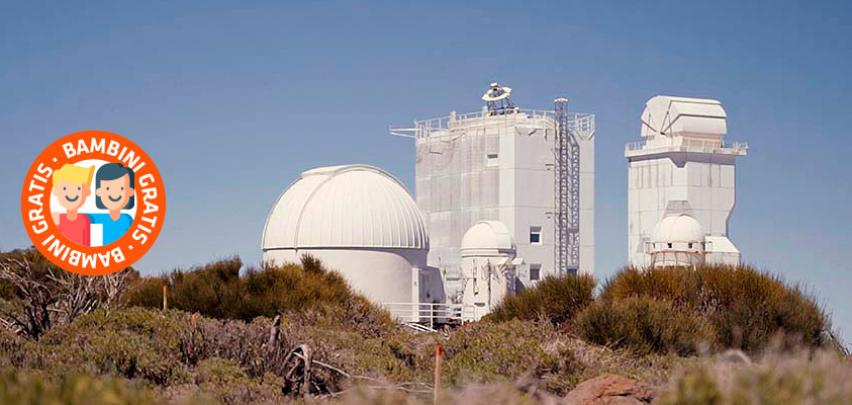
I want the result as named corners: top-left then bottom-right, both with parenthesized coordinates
top-left (20, 130), bottom-right (166, 275)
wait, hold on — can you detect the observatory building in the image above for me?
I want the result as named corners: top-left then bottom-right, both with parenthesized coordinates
top-left (262, 84), bottom-right (596, 324)
top-left (393, 84), bottom-right (596, 299)
top-left (626, 96), bottom-right (748, 267)
top-left (460, 220), bottom-right (520, 320)
top-left (261, 165), bottom-right (444, 304)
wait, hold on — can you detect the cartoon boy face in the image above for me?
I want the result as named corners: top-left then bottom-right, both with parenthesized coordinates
top-left (53, 180), bottom-right (90, 211)
top-left (51, 164), bottom-right (94, 213)
top-left (96, 174), bottom-right (134, 211)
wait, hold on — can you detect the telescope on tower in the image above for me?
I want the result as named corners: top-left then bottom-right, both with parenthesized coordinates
top-left (482, 83), bottom-right (517, 116)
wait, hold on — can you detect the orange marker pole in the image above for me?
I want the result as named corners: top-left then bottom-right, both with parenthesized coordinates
top-left (162, 283), bottom-right (168, 312)
top-left (434, 343), bottom-right (443, 404)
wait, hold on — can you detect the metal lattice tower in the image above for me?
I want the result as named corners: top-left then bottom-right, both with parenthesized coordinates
top-left (554, 97), bottom-right (580, 275)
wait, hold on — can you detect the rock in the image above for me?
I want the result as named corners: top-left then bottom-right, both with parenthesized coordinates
top-left (562, 374), bottom-right (654, 404)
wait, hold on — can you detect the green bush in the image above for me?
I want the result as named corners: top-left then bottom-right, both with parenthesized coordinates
top-left (0, 371), bottom-right (160, 405)
top-left (486, 274), bottom-right (596, 326)
top-left (575, 297), bottom-right (715, 356)
top-left (602, 265), bottom-right (829, 351)
top-left (35, 308), bottom-right (193, 385)
top-left (123, 256), bottom-right (395, 338)
top-left (441, 320), bottom-right (581, 394)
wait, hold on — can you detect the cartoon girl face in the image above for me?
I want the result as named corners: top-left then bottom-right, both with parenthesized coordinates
top-left (96, 175), bottom-right (133, 211)
top-left (95, 163), bottom-right (136, 212)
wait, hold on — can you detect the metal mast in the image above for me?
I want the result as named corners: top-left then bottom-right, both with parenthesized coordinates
top-left (554, 97), bottom-right (580, 275)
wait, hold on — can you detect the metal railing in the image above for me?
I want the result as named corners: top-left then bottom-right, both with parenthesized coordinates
top-left (625, 140), bottom-right (748, 154)
top-left (382, 302), bottom-right (477, 330)
top-left (391, 108), bottom-right (595, 140)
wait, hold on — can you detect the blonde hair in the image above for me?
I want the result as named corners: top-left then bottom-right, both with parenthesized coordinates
top-left (52, 164), bottom-right (94, 186)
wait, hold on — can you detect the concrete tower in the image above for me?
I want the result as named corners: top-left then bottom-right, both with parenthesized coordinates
top-left (626, 96), bottom-right (747, 267)
top-left (394, 84), bottom-right (595, 299)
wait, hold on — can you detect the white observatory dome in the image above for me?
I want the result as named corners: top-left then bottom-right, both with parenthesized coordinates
top-left (648, 214), bottom-right (706, 268)
top-left (460, 220), bottom-right (518, 321)
top-left (262, 164), bottom-right (428, 250)
top-left (460, 221), bottom-right (516, 257)
top-left (262, 164), bottom-right (433, 305)
top-left (652, 214), bottom-right (705, 244)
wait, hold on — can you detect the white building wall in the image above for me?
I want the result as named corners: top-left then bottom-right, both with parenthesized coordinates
top-left (416, 110), bottom-right (595, 300)
top-left (263, 247), bottom-right (430, 304)
top-left (461, 255), bottom-right (514, 321)
top-left (626, 96), bottom-right (746, 268)
top-left (627, 153), bottom-right (740, 267)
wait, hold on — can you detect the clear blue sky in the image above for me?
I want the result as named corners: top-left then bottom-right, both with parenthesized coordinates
top-left (1, 1), bottom-right (850, 340)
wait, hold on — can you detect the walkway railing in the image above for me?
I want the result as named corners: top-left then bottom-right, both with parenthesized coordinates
top-left (625, 140), bottom-right (748, 155)
top-left (382, 302), bottom-right (478, 330)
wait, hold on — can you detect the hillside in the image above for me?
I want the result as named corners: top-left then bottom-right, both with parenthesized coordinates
top-left (0, 249), bottom-right (848, 404)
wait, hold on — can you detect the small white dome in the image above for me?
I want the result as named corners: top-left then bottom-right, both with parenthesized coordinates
top-left (262, 165), bottom-right (428, 250)
top-left (460, 221), bottom-right (516, 256)
top-left (652, 214), bottom-right (705, 243)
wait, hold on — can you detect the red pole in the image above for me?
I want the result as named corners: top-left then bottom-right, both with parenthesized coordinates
top-left (434, 343), bottom-right (443, 404)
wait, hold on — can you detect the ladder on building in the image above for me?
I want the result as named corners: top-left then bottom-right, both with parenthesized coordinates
top-left (553, 98), bottom-right (581, 275)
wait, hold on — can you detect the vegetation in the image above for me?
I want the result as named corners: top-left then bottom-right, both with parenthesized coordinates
top-left (0, 249), bottom-right (137, 339)
top-left (123, 255), bottom-right (395, 337)
top-left (575, 296), bottom-right (715, 355)
top-left (0, 249), bottom-right (845, 404)
top-left (0, 372), bottom-right (160, 405)
top-left (440, 320), bottom-right (580, 394)
top-left (657, 350), bottom-right (852, 405)
top-left (601, 265), bottom-right (829, 352)
top-left (485, 273), bottom-right (595, 326)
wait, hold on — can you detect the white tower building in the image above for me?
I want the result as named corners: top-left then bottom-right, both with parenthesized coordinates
top-left (393, 84), bottom-right (595, 299)
top-left (626, 96), bottom-right (748, 267)
top-left (460, 221), bottom-right (520, 320)
top-left (261, 165), bottom-right (444, 304)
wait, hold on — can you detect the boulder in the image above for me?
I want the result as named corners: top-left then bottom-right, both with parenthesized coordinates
top-left (562, 374), bottom-right (654, 405)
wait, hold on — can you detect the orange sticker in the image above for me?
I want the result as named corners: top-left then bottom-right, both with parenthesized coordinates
top-left (20, 130), bottom-right (166, 276)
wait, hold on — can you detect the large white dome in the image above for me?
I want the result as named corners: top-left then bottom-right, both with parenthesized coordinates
top-left (262, 164), bottom-right (428, 250)
top-left (652, 214), bottom-right (705, 243)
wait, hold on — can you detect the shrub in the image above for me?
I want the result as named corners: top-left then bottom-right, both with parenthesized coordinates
top-left (602, 265), bottom-right (829, 351)
top-left (0, 371), bottom-right (160, 405)
top-left (35, 307), bottom-right (193, 385)
top-left (657, 350), bottom-right (852, 405)
top-left (575, 297), bottom-right (715, 356)
top-left (440, 320), bottom-right (581, 394)
top-left (194, 358), bottom-right (283, 405)
top-left (123, 256), bottom-right (396, 338)
top-left (320, 382), bottom-right (543, 405)
top-left (0, 248), bottom-right (138, 340)
top-left (486, 274), bottom-right (596, 326)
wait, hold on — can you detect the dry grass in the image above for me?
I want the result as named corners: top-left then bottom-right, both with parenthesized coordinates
top-left (657, 348), bottom-right (852, 404)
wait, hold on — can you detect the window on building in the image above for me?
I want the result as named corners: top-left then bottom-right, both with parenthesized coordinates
top-left (667, 243), bottom-right (673, 249)
top-left (530, 226), bottom-right (542, 244)
top-left (529, 264), bottom-right (541, 281)
top-left (486, 153), bottom-right (499, 167)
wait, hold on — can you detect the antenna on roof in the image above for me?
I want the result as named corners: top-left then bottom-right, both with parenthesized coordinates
top-left (482, 83), bottom-right (516, 116)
